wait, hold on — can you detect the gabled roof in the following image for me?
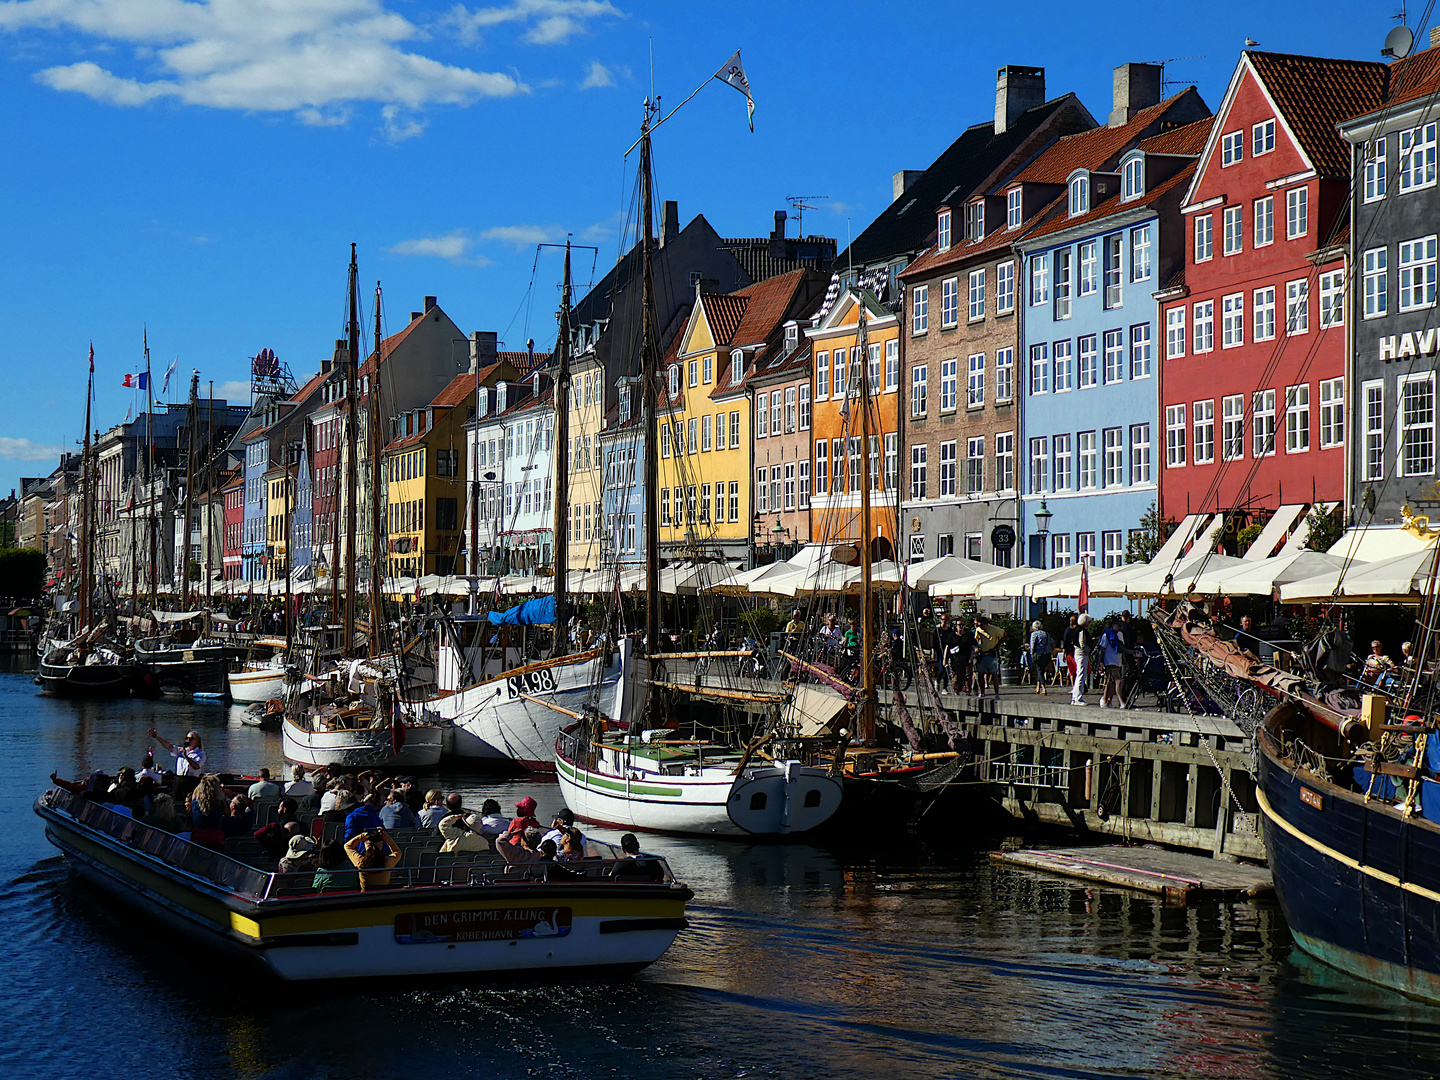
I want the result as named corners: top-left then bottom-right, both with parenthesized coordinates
top-left (1138, 116), bottom-right (1215, 157)
top-left (697, 293), bottom-right (748, 347)
top-left (358, 308), bottom-right (434, 377)
top-left (1020, 162), bottom-right (1199, 246)
top-left (839, 92), bottom-right (1095, 268)
top-left (710, 270), bottom-right (827, 398)
top-left (1340, 47), bottom-right (1440, 128)
top-left (1011, 88), bottom-right (1207, 185)
top-left (1246, 52), bottom-right (1387, 178)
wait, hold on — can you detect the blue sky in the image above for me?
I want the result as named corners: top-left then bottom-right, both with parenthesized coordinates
top-left (0, 0), bottom-right (1403, 500)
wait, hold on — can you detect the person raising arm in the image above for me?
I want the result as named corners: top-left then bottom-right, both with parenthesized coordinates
top-left (147, 728), bottom-right (205, 776)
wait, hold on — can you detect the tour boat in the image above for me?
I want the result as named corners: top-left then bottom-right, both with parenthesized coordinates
top-left (36, 784), bottom-right (691, 981)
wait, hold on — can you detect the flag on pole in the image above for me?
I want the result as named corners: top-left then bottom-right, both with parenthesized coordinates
top-left (122, 372), bottom-right (149, 389)
top-left (1078, 561), bottom-right (1090, 614)
top-left (162, 356), bottom-right (178, 395)
top-left (715, 50), bottom-right (754, 131)
top-left (88, 343), bottom-right (94, 373)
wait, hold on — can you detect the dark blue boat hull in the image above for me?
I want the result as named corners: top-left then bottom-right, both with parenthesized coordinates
top-left (1259, 725), bottom-right (1440, 1002)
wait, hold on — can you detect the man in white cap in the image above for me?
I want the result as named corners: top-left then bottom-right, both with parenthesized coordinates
top-left (1071, 614), bottom-right (1093, 706)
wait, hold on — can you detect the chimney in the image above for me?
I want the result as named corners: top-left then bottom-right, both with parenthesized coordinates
top-left (1431, 25), bottom-right (1440, 48)
top-left (329, 338), bottom-right (348, 372)
top-left (410, 311), bottom-right (421, 322)
top-left (1109, 62), bottom-right (1162, 128)
top-left (772, 209), bottom-right (787, 239)
top-left (527, 338), bottom-right (535, 369)
top-left (469, 330), bottom-right (497, 373)
top-left (994, 65), bottom-right (1045, 134)
top-left (893, 170), bottom-right (923, 202)
top-left (424, 295), bottom-right (437, 313)
top-left (662, 200), bottom-right (679, 246)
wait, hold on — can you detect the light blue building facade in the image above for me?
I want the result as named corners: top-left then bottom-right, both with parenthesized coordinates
top-left (598, 409), bottom-right (644, 569)
top-left (1016, 144), bottom-right (1198, 570)
top-left (241, 430), bottom-right (269, 581)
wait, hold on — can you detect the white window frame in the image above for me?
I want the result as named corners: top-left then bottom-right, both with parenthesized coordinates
top-left (1285, 187), bottom-right (1308, 240)
top-left (1253, 286), bottom-right (1276, 342)
top-left (996, 260), bottom-right (1015, 314)
top-left (1166, 404), bottom-right (1186, 467)
top-left (1252, 118), bottom-right (1276, 156)
top-left (1028, 436), bottom-right (1049, 494)
top-left (910, 444), bottom-right (928, 500)
top-left (1222, 394), bottom-right (1244, 461)
top-left (1319, 269), bottom-right (1345, 327)
top-left (1252, 388), bottom-right (1276, 458)
top-left (1053, 434), bottom-right (1072, 490)
top-left (1194, 214), bottom-right (1213, 262)
top-left (1399, 121), bottom-right (1438, 193)
top-left (1223, 205), bottom-right (1242, 256)
top-left (1130, 224), bottom-right (1152, 282)
top-left (995, 432), bottom-right (1015, 493)
top-left (1364, 248), bottom-right (1389, 319)
top-left (884, 339), bottom-right (899, 391)
top-left (966, 353), bottom-right (984, 408)
top-left (940, 277), bottom-right (959, 328)
top-left (1078, 335), bottom-right (1098, 389)
top-left (940, 356), bottom-right (958, 412)
top-left (1365, 136), bottom-right (1387, 202)
top-left (1102, 426), bottom-right (1125, 487)
top-left (1166, 308), bottom-right (1186, 359)
top-left (1399, 236), bottom-right (1437, 312)
top-left (1221, 130), bottom-right (1243, 167)
top-left (912, 286), bottom-right (929, 333)
top-left (1103, 329), bottom-right (1124, 385)
top-left (967, 268), bottom-right (986, 321)
top-left (1078, 431), bottom-right (1098, 489)
top-left (1319, 377), bottom-right (1344, 450)
top-left (1122, 156), bottom-right (1144, 200)
top-left (1130, 323), bottom-right (1152, 379)
top-left (911, 364), bottom-right (928, 418)
top-left (966, 437), bottom-right (984, 494)
top-left (1221, 293), bottom-right (1244, 349)
top-left (1069, 173), bottom-right (1089, 216)
top-left (1030, 343), bottom-right (1050, 396)
top-left (1253, 195), bottom-right (1274, 247)
top-left (995, 348), bottom-right (1014, 403)
top-left (1054, 339), bottom-right (1073, 392)
top-left (936, 208), bottom-right (951, 252)
top-left (1363, 380), bottom-right (1385, 481)
top-left (1285, 383), bottom-right (1310, 454)
top-left (1286, 279), bottom-right (1310, 334)
top-left (1030, 256), bottom-right (1050, 306)
top-left (939, 440), bottom-right (957, 497)
top-left (1399, 373), bottom-right (1438, 477)
top-left (1078, 240), bottom-right (1098, 295)
top-left (1193, 399), bottom-right (1215, 464)
top-left (1006, 188), bottom-right (1022, 229)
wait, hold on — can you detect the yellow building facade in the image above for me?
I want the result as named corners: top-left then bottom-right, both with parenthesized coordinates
top-left (563, 351), bottom-right (608, 571)
top-left (263, 466), bottom-right (293, 581)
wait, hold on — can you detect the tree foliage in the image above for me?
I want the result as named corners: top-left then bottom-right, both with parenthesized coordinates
top-left (1125, 501), bottom-right (1174, 564)
top-left (1303, 505), bottom-right (1344, 553)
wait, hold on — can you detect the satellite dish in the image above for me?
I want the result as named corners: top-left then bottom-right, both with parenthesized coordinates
top-left (1384, 25), bottom-right (1414, 59)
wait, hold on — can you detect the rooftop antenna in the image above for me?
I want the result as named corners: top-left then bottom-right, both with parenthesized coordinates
top-left (786, 194), bottom-right (828, 238)
top-left (1149, 56), bottom-right (1205, 96)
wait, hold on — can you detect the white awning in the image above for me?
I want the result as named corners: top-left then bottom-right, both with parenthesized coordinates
top-left (1122, 553), bottom-right (1247, 598)
top-left (1328, 525), bottom-right (1436, 563)
top-left (1241, 503), bottom-right (1308, 561)
top-left (1187, 549), bottom-right (1352, 596)
top-left (1276, 503), bottom-right (1337, 556)
top-left (1280, 546), bottom-right (1436, 604)
top-left (1150, 513), bottom-right (1211, 565)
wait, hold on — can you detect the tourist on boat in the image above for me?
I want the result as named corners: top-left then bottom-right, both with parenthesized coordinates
top-left (187, 775), bottom-right (227, 852)
top-left (417, 789), bottom-right (447, 830)
top-left (247, 768), bottom-right (281, 800)
top-left (1029, 621), bottom-right (1054, 695)
top-left (537, 838), bottom-right (558, 861)
top-left (223, 794), bottom-right (256, 836)
top-left (49, 770), bottom-right (109, 800)
top-left (475, 799), bottom-right (509, 839)
top-left (619, 833), bottom-right (642, 859)
top-left (499, 827), bottom-right (543, 864)
top-left (557, 828), bottom-right (587, 862)
top-left (542, 807), bottom-right (584, 850)
top-left (380, 787), bottom-right (419, 830)
top-left (137, 750), bottom-right (163, 784)
top-left (344, 794), bottom-right (384, 841)
top-left (278, 834), bottom-right (318, 877)
top-left (1071, 614), bottom-right (1093, 706)
top-left (973, 616), bottom-right (1005, 698)
top-left (344, 828), bottom-right (401, 890)
top-left (310, 841), bottom-right (351, 892)
top-left (147, 728), bottom-right (206, 779)
top-left (284, 765), bottom-right (314, 798)
top-left (141, 792), bottom-right (180, 832)
top-left (502, 796), bottom-right (541, 845)
top-left (438, 813), bottom-right (488, 853)
top-left (317, 777), bottom-right (348, 815)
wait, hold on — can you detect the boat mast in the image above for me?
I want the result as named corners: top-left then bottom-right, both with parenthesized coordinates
top-left (145, 332), bottom-right (156, 614)
top-left (343, 244), bottom-right (359, 656)
top-left (640, 102), bottom-right (661, 716)
top-left (79, 346), bottom-right (95, 630)
top-left (285, 440), bottom-right (294, 656)
top-left (205, 380), bottom-right (214, 603)
top-left (551, 241), bottom-right (573, 657)
top-left (856, 297), bottom-right (876, 744)
top-left (369, 282), bottom-right (386, 659)
top-left (181, 372), bottom-right (198, 602)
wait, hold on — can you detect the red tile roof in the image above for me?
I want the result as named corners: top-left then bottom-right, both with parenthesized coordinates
top-left (1247, 52), bottom-right (1387, 179)
top-left (712, 270), bottom-right (824, 397)
top-left (1139, 117), bottom-right (1215, 156)
top-left (901, 198), bottom-right (1057, 279)
top-left (697, 293), bottom-right (748, 347)
top-left (358, 310), bottom-right (428, 377)
top-left (1022, 163), bottom-right (1198, 245)
top-left (287, 368), bottom-right (330, 405)
top-left (1384, 46), bottom-right (1440, 109)
top-left (1012, 90), bottom-right (1203, 185)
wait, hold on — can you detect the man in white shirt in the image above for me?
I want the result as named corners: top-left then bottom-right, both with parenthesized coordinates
top-left (247, 768), bottom-right (281, 799)
top-left (285, 765), bottom-right (314, 798)
top-left (147, 728), bottom-right (205, 776)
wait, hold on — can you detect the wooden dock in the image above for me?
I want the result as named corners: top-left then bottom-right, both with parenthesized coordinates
top-left (991, 846), bottom-right (1273, 906)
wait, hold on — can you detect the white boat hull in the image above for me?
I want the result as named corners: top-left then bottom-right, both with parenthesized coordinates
top-left (554, 750), bottom-right (844, 837)
top-left (282, 717), bottom-right (444, 770)
top-left (228, 663), bottom-right (287, 704)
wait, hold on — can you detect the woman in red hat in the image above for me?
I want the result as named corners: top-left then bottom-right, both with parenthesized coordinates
top-left (502, 796), bottom-right (540, 846)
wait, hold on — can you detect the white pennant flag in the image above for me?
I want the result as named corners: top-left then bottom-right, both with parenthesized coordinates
top-left (162, 355), bottom-right (179, 395)
top-left (715, 50), bottom-right (754, 132)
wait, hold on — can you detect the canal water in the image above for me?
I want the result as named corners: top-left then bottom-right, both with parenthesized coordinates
top-left (3, 663), bottom-right (1440, 1079)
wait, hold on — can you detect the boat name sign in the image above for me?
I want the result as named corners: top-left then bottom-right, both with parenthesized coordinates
top-left (505, 668), bottom-right (558, 699)
top-left (395, 906), bottom-right (573, 943)
top-left (1299, 787), bottom-right (1324, 811)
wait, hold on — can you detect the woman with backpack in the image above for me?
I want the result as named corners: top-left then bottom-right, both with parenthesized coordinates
top-left (1028, 621), bottom-right (1054, 695)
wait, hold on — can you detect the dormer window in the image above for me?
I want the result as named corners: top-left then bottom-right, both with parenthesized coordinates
top-left (1122, 155), bottom-right (1144, 201)
top-left (1006, 187), bottom-right (1022, 229)
top-left (478, 388), bottom-right (489, 416)
top-left (1068, 172), bottom-right (1090, 217)
top-left (496, 381), bottom-right (507, 412)
top-left (619, 383), bottom-right (631, 422)
top-left (936, 208), bottom-right (952, 252)
top-left (964, 200), bottom-right (985, 242)
top-left (667, 363), bottom-right (680, 398)
top-left (784, 323), bottom-right (798, 353)
top-left (729, 349), bottom-right (744, 384)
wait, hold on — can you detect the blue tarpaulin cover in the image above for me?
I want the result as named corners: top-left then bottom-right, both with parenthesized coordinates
top-left (487, 595), bottom-right (556, 625)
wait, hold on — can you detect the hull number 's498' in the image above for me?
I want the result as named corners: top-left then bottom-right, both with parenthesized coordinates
top-left (506, 667), bottom-right (557, 699)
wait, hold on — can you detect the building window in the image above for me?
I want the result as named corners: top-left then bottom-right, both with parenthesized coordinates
top-left (814, 439), bottom-right (828, 495)
top-left (1364, 248), bottom-right (1388, 319)
top-left (1366, 136), bottom-right (1387, 202)
top-left (1222, 395), bottom-right (1244, 460)
top-left (687, 418), bottom-right (698, 454)
top-left (1254, 195), bottom-right (1274, 247)
top-left (1130, 225), bottom-right (1152, 282)
top-left (1399, 121), bottom-right (1438, 193)
top-left (1221, 130), bottom-right (1243, 166)
top-left (1286, 279), bottom-right (1310, 334)
top-left (1363, 380), bottom-right (1385, 480)
top-left (912, 286), bottom-right (929, 333)
top-left (1252, 118), bottom-right (1275, 156)
top-left (756, 468), bottom-right (768, 513)
top-left (848, 437), bottom-right (861, 492)
top-left (885, 340), bottom-right (899, 391)
top-left (940, 356), bottom-right (958, 412)
top-left (996, 432), bottom-right (1015, 492)
top-left (782, 465), bottom-right (795, 512)
top-left (700, 482), bottom-right (712, 523)
top-left (1078, 240), bottom-right (1097, 296)
top-left (937, 208), bottom-right (951, 252)
top-left (1285, 384), bottom-right (1310, 453)
top-left (1102, 330), bottom-right (1124, 385)
top-left (1285, 187), bottom-right (1308, 239)
top-left (1030, 257), bottom-right (1050, 306)
top-left (1166, 308), bottom-right (1186, 359)
top-left (1223, 205), bottom-right (1242, 256)
top-left (910, 445), bottom-right (928, 499)
top-left (1130, 323), bottom-right (1152, 378)
top-left (701, 413), bottom-right (713, 452)
top-left (965, 200), bottom-right (985, 242)
top-left (1102, 427), bottom-right (1124, 487)
top-left (1166, 405), bottom-right (1186, 466)
top-left (1051, 534), bottom-right (1071, 567)
top-left (966, 437), bottom-right (984, 494)
top-left (941, 278), bottom-right (959, 328)
top-left (937, 533), bottom-right (954, 557)
top-left (1319, 377), bottom-right (1344, 450)
top-left (967, 353), bottom-right (984, 407)
top-left (1399, 236), bottom-right (1438, 311)
top-left (660, 488), bottom-right (671, 526)
top-left (1030, 343), bottom-right (1050, 395)
top-left (1221, 293), bottom-right (1244, 348)
top-left (939, 440), bottom-right (957, 497)
top-left (1069, 173), bottom-right (1089, 215)
top-left (1252, 389), bottom-right (1276, 457)
top-left (1078, 431), bottom-right (1097, 489)
top-left (1319, 269), bottom-right (1345, 327)
top-left (885, 433), bottom-right (897, 490)
top-left (815, 351), bottom-right (830, 398)
top-left (1077, 532), bottom-right (1097, 566)
top-left (772, 393), bottom-right (784, 434)
top-left (688, 360), bottom-right (698, 387)
top-left (1195, 214), bottom-right (1213, 262)
top-left (703, 355), bottom-right (713, 384)
top-left (1007, 187), bottom-right (1022, 229)
top-left (1253, 286), bottom-right (1276, 342)
top-left (1053, 434), bottom-right (1072, 490)
top-left (1102, 530), bottom-right (1124, 569)
top-left (995, 348), bottom-right (1013, 403)
top-left (796, 466), bottom-right (808, 512)
top-left (1029, 436), bottom-right (1049, 494)
top-left (911, 364), bottom-right (928, 417)
top-left (996, 261), bottom-right (1015, 313)
top-left (968, 269), bottom-right (986, 321)
top-left (756, 392), bottom-right (769, 438)
top-left (1103, 234), bottom-right (1123, 308)
top-left (1400, 374), bottom-right (1437, 476)
top-left (1123, 156), bottom-right (1144, 200)
top-left (910, 533), bottom-right (926, 562)
top-left (1054, 248), bottom-right (1072, 320)
top-left (1078, 335), bottom-right (1098, 389)
top-left (667, 364), bottom-right (680, 398)
top-left (1054, 339), bottom-right (1073, 392)
top-left (1193, 399), bottom-right (1215, 464)
top-left (798, 386), bottom-right (810, 431)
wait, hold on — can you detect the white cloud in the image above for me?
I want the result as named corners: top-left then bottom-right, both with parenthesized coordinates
top-left (215, 380), bottom-right (252, 403)
top-left (0, 0), bottom-right (529, 128)
top-left (579, 210), bottom-right (621, 243)
top-left (380, 103), bottom-right (425, 142)
top-left (386, 230), bottom-right (494, 266)
top-left (297, 106), bottom-right (350, 127)
top-left (0, 437), bottom-right (65, 462)
top-left (439, 0), bottom-right (622, 46)
top-left (579, 59), bottom-right (611, 89)
top-left (479, 224), bottom-right (561, 249)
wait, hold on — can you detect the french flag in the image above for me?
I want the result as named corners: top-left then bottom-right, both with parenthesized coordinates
top-left (122, 372), bottom-right (149, 389)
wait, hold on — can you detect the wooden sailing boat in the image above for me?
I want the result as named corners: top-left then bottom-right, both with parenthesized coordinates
top-left (552, 93), bottom-right (842, 836)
